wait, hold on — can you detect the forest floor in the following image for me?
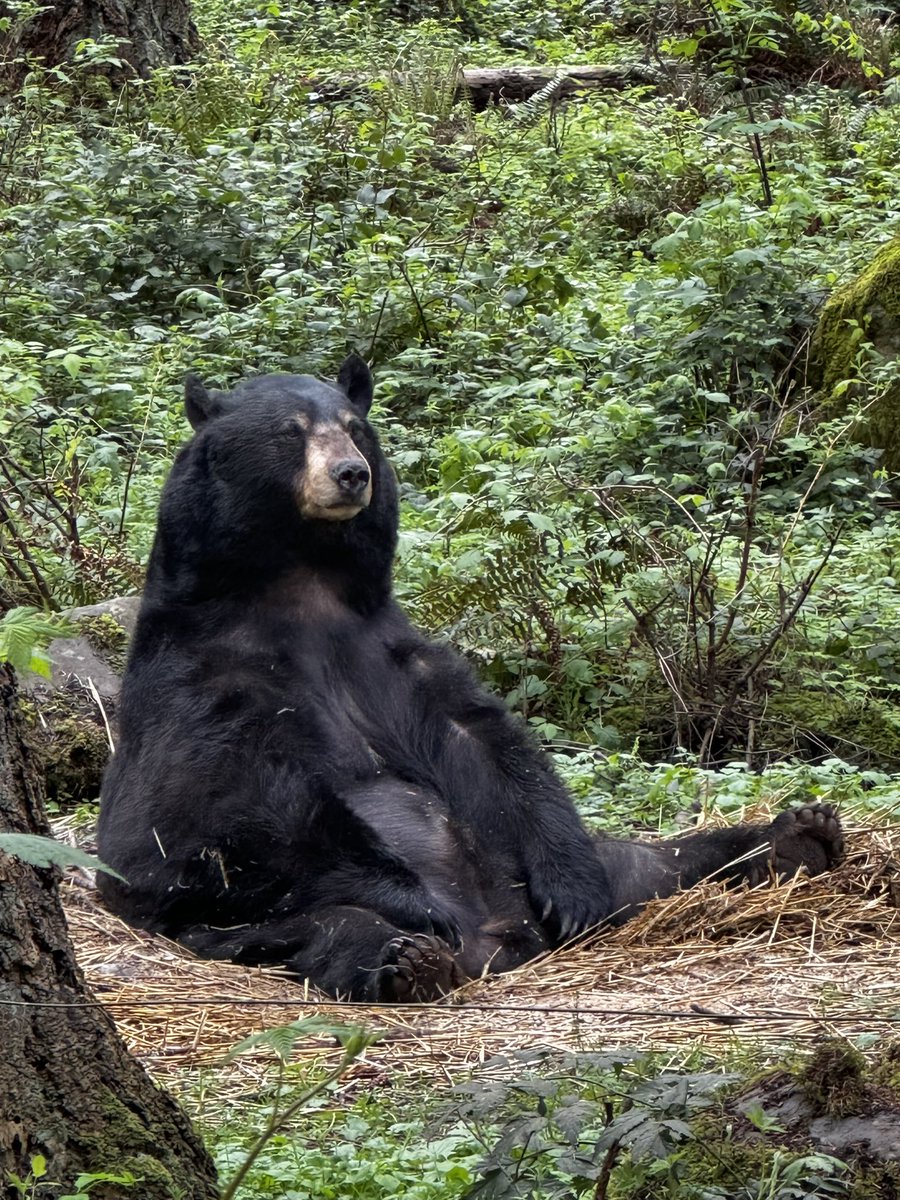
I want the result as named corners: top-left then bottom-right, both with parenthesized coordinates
top-left (61, 816), bottom-right (900, 1081)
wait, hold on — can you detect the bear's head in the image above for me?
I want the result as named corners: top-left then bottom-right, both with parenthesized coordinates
top-left (146, 354), bottom-right (399, 608)
top-left (185, 352), bottom-right (376, 523)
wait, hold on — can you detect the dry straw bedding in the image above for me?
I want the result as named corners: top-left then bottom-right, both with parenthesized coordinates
top-left (60, 817), bottom-right (900, 1088)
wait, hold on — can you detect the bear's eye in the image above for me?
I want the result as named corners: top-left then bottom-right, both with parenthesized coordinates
top-left (279, 419), bottom-right (305, 440)
top-left (347, 418), bottom-right (366, 441)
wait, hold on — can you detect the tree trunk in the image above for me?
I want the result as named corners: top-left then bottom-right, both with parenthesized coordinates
top-left (0, 666), bottom-right (219, 1200)
top-left (0, 0), bottom-right (199, 83)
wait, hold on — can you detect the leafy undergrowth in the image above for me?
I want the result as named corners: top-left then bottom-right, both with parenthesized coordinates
top-left (195, 1038), bottom-right (900, 1199)
top-left (4, 0), bottom-right (900, 766)
top-left (4, 2), bottom-right (900, 1196)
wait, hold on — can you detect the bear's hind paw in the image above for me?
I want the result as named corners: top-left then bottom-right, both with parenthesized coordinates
top-left (376, 934), bottom-right (466, 1003)
top-left (765, 802), bottom-right (845, 881)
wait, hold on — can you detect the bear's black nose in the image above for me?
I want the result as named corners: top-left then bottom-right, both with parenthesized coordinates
top-left (331, 458), bottom-right (370, 499)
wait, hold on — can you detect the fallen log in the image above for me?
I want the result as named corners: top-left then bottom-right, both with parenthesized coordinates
top-left (459, 63), bottom-right (660, 108)
top-left (308, 63), bottom-right (661, 108)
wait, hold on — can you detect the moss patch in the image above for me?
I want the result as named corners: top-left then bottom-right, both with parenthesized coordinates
top-left (78, 613), bottom-right (129, 674)
top-left (20, 690), bottom-right (110, 807)
top-left (800, 1039), bottom-right (871, 1118)
top-left (812, 237), bottom-right (900, 469)
top-left (74, 1088), bottom-right (214, 1200)
top-left (767, 688), bottom-right (900, 767)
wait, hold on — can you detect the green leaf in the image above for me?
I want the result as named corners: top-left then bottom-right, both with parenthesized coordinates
top-left (526, 511), bottom-right (556, 534)
top-left (227, 1017), bottom-right (378, 1064)
top-left (501, 286), bottom-right (528, 308)
top-left (0, 835), bottom-right (126, 881)
top-left (0, 607), bottom-right (75, 675)
top-left (61, 352), bottom-right (84, 379)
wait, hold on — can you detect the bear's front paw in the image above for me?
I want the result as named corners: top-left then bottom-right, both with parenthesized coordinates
top-left (529, 858), bottom-right (613, 943)
top-left (762, 803), bottom-right (844, 883)
top-left (376, 934), bottom-right (466, 1002)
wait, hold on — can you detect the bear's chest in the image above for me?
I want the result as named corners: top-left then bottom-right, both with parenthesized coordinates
top-left (207, 609), bottom-right (427, 769)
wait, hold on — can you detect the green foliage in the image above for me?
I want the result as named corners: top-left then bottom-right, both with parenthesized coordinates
top-left (228, 1018), bottom-right (380, 1066)
top-left (0, 832), bottom-right (125, 879)
top-left (200, 1038), bottom-right (900, 1199)
top-left (436, 1048), bottom-right (854, 1199)
top-left (2, 0), bottom-right (900, 768)
top-left (219, 1019), bottom-right (382, 1200)
top-left (5, 1153), bottom-right (136, 1199)
top-left (0, 607), bottom-right (74, 676)
top-left (213, 1113), bottom-right (481, 1200)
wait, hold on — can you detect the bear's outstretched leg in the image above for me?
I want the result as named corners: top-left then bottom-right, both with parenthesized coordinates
top-left (177, 905), bottom-right (465, 1001)
top-left (591, 803), bottom-right (844, 928)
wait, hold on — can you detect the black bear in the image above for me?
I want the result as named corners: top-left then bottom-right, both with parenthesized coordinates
top-left (97, 356), bottom-right (844, 1001)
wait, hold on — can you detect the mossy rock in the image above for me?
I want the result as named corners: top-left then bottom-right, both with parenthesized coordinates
top-left (812, 237), bottom-right (900, 469)
top-left (20, 596), bottom-right (140, 806)
top-left (767, 687), bottom-right (900, 768)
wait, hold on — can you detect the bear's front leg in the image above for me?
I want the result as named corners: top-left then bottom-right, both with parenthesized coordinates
top-left (524, 838), bottom-right (616, 942)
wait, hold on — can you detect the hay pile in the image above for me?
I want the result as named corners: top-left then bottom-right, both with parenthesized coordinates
top-left (61, 817), bottom-right (900, 1087)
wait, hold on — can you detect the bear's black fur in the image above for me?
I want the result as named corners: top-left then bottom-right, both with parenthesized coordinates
top-left (97, 356), bottom-right (844, 1001)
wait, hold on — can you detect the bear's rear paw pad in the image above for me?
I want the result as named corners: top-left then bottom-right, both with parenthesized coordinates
top-left (766, 803), bottom-right (844, 881)
top-left (376, 934), bottom-right (465, 1002)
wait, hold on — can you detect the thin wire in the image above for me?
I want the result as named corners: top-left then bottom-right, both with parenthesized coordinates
top-left (0, 994), bottom-right (896, 1024)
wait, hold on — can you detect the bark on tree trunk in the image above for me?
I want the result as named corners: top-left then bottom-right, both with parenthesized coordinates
top-left (0, 665), bottom-right (219, 1200)
top-left (0, 0), bottom-right (199, 83)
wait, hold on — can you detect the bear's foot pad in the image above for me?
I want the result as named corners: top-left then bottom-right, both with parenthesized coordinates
top-left (376, 934), bottom-right (465, 1002)
top-left (766, 803), bottom-right (844, 880)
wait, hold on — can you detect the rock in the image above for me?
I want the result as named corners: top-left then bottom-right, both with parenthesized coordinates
top-left (20, 597), bottom-right (139, 807)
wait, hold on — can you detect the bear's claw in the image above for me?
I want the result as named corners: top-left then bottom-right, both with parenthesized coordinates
top-left (376, 934), bottom-right (465, 1002)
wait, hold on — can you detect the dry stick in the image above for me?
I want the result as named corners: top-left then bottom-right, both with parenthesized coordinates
top-left (780, 397), bottom-right (881, 556)
top-left (0, 454), bottom-right (78, 564)
top-left (0, 495), bottom-right (54, 607)
top-left (621, 596), bottom-right (690, 720)
top-left (713, 440), bottom-right (767, 655)
top-left (594, 1101), bottom-right (620, 1200)
top-left (0, 541), bottom-right (33, 591)
top-left (366, 290), bottom-right (391, 360)
top-left (709, 528), bottom-right (843, 750)
top-left (0, 432), bottom-right (84, 552)
top-left (694, 514), bottom-right (731, 709)
top-left (116, 458), bottom-right (137, 541)
top-left (119, 365), bottom-right (165, 540)
top-left (698, 0), bottom-right (773, 207)
top-left (396, 259), bottom-right (433, 346)
top-left (0, 445), bottom-right (72, 526)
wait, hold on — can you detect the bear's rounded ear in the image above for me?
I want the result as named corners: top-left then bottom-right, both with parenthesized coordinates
top-left (337, 352), bottom-right (373, 415)
top-left (185, 375), bottom-right (228, 430)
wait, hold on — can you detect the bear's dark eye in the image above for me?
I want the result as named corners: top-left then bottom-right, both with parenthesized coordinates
top-left (279, 419), bottom-right (305, 440)
top-left (347, 418), bottom-right (366, 441)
